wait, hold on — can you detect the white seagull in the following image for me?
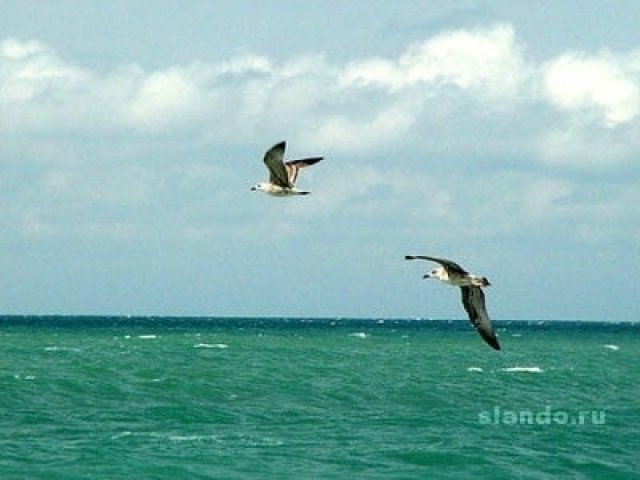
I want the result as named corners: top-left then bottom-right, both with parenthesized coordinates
top-left (405, 255), bottom-right (501, 351)
top-left (251, 141), bottom-right (323, 196)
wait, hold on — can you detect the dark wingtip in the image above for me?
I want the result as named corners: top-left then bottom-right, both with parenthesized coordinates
top-left (483, 333), bottom-right (501, 351)
top-left (405, 255), bottom-right (415, 260)
top-left (303, 157), bottom-right (323, 166)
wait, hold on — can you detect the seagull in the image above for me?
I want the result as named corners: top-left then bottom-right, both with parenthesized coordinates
top-left (405, 255), bottom-right (501, 351)
top-left (251, 141), bottom-right (323, 196)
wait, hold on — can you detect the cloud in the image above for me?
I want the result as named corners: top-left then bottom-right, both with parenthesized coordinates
top-left (126, 66), bottom-right (210, 131)
top-left (543, 51), bottom-right (640, 127)
top-left (3, 28), bottom-right (640, 162)
top-left (309, 103), bottom-right (417, 154)
top-left (2, 27), bottom-right (639, 247)
top-left (1, 38), bottom-right (92, 114)
top-left (339, 24), bottom-right (527, 99)
top-left (537, 124), bottom-right (640, 168)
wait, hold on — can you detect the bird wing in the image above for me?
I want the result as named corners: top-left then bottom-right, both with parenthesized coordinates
top-left (285, 157), bottom-right (323, 185)
top-left (460, 286), bottom-right (501, 351)
top-left (404, 255), bottom-right (468, 275)
top-left (263, 141), bottom-right (291, 188)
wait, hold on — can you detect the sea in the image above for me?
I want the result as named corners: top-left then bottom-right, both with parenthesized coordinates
top-left (0, 316), bottom-right (637, 479)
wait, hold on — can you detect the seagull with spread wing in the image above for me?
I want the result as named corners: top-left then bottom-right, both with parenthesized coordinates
top-left (251, 141), bottom-right (323, 196)
top-left (405, 255), bottom-right (501, 351)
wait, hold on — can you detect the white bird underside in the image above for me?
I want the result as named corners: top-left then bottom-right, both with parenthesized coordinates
top-left (405, 255), bottom-right (500, 351)
top-left (252, 141), bottom-right (323, 196)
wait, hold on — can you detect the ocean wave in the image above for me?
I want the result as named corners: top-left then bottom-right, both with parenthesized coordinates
top-left (44, 346), bottom-right (82, 352)
top-left (501, 366), bottom-right (544, 373)
top-left (194, 343), bottom-right (228, 349)
top-left (348, 332), bottom-right (368, 338)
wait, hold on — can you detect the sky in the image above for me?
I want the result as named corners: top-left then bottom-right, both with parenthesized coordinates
top-left (1, 1), bottom-right (639, 321)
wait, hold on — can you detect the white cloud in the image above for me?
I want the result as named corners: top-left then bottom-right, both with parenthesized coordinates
top-left (543, 52), bottom-right (640, 127)
top-left (1, 38), bottom-right (92, 105)
top-left (0, 28), bottom-right (533, 148)
top-left (340, 24), bottom-right (527, 99)
top-left (309, 103), bottom-right (417, 154)
top-left (2, 29), bottom-right (640, 167)
top-left (216, 54), bottom-right (273, 76)
top-left (2, 38), bottom-right (48, 59)
top-left (127, 67), bottom-right (209, 131)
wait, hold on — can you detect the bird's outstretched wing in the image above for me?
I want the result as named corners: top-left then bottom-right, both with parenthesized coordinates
top-left (460, 286), bottom-right (500, 350)
top-left (404, 255), bottom-right (468, 275)
top-left (263, 141), bottom-right (291, 188)
top-left (285, 157), bottom-right (323, 185)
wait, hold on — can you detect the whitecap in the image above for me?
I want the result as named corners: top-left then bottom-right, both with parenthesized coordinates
top-left (501, 366), bottom-right (544, 373)
top-left (194, 343), bottom-right (228, 349)
top-left (44, 346), bottom-right (81, 352)
top-left (138, 334), bottom-right (157, 340)
top-left (511, 333), bottom-right (522, 337)
top-left (603, 344), bottom-right (619, 351)
top-left (467, 367), bottom-right (483, 372)
top-left (349, 332), bottom-right (368, 338)
top-left (169, 434), bottom-right (218, 443)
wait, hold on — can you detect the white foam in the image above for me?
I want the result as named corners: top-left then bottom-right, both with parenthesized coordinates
top-left (603, 344), bottom-right (619, 351)
top-left (349, 332), bottom-right (368, 338)
top-left (44, 346), bottom-right (81, 352)
top-left (194, 343), bottom-right (228, 349)
top-left (467, 367), bottom-right (483, 372)
top-left (138, 334), bottom-right (157, 340)
top-left (501, 366), bottom-right (544, 373)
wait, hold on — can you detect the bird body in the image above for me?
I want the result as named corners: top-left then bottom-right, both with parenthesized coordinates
top-left (405, 255), bottom-right (500, 351)
top-left (251, 141), bottom-right (323, 196)
top-left (252, 182), bottom-right (309, 196)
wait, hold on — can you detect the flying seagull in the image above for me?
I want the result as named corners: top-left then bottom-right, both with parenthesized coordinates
top-left (405, 255), bottom-right (501, 351)
top-left (251, 141), bottom-right (323, 196)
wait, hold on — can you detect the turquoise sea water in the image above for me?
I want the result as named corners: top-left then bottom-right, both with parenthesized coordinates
top-left (1, 317), bottom-right (638, 479)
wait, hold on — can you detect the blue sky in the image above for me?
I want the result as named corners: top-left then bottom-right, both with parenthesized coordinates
top-left (1, 1), bottom-right (639, 320)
